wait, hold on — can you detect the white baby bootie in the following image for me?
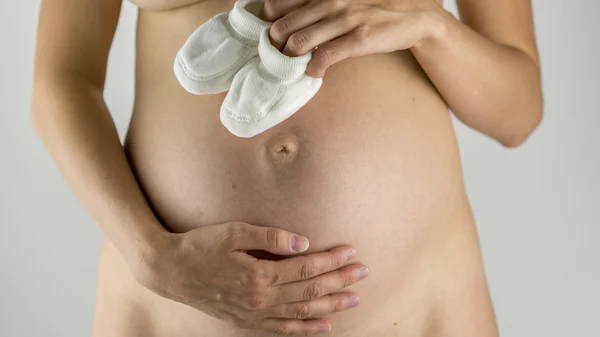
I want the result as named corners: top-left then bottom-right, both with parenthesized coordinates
top-left (174, 0), bottom-right (270, 94)
top-left (220, 28), bottom-right (324, 138)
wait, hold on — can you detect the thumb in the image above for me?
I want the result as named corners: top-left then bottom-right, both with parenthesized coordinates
top-left (231, 223), bottom-right (310, 255)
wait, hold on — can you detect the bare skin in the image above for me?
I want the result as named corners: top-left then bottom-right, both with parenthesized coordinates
top-left (31, 0), bottom-right (542, 336)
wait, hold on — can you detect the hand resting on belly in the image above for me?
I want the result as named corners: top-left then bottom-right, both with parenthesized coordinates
top-left (137, 221), bottom-right (370, 335)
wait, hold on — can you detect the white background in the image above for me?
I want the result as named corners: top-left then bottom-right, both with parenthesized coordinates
top-left (1, 1), bottom-right (598, 336)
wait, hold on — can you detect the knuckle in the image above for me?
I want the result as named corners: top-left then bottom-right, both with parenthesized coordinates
top-left (313, 48), bottom-right (333, 67)
top-left (265, 227), bottom-right (283, 249)
top-left (331, 251), bottom-right (346, 269)
top-left (339, 9), bottom-right (360, 26)
top-left (223, 222), bottom-right (243, 247)
top-left (288, 33), bottom-right (308, 54)
top-left (304, 282), bottom-right (323, 300)
top-left (333, 297), bottom-right (345, 312)
top-left (252, 260), bottom-right (278, 287)
top-left (342, 271), bottom-right (354, 288)
top-left (245, 294), bottom-right (267, 310)
top-left (243, 266), bottom-right (274, 293)
top-left (270, 270), bottom-right (281, 285)
top-left (264, 0), bottom-right (279, 15)
top-left (300, 259), bottom-right (319, 280)
top-left (275, 322), bottom-right (294, 336)
top-left (292, 303), bottom-right (311, 320)
top-left (272, 19), bottom-right (291, 37)
top-left (354, 25), bottom-right (371, 43)
top-left (252, 275), bottom-right (271, 292)
top-left (327, 0), bottom-right (347, 11)
top-left (240, 271), bottom-right (262, 291)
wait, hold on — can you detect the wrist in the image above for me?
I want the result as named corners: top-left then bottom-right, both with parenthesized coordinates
top-left (411, 5), bottom-right (452, 51)
top-left (128, 229), bottom-right (177, 291)
top-left (115, 217), bottom-right (171, 281)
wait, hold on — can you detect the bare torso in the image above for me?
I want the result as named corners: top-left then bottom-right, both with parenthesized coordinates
top-left (92, 0), bottom-right (498, 336)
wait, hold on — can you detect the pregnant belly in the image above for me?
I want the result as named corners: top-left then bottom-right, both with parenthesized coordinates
top-left (128, 52), bottom-right (462, 243)
top-left (123, 52), bottom-right (474, 336)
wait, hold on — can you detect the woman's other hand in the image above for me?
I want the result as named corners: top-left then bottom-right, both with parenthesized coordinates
top-left (262, 0), bottom-right (444, 77)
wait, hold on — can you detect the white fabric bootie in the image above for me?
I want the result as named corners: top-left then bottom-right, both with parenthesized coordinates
top-left (220, 28), bottom-right (324, 138)
top-left (174, 0), bottom-right (270, 94)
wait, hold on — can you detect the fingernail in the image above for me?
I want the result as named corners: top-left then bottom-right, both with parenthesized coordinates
top-left (347, 296), bottom-right (360, 308)
top-left (291, 235), bottom-right (309, 252)
top-left (345, 249), bottom-right (356, 261)
top-left (358, 267), bottom-right (370, 280)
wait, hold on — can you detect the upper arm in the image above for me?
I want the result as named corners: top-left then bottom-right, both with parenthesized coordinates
top-left (456, 0), bottom-right (539, 65)
top-left (34, 0), bottom-right (122, 88)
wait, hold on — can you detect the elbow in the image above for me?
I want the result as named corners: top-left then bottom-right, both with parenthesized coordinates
top-left (29, 76), bottom-right (65, 138)
top-left (497, 54), bottom-right (544, 149)
top-left (29, 74), bottom-right (83, 134)
top-left (498, 98), bottom-right (544, 148)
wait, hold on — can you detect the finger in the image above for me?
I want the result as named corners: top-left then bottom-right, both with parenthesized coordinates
top-left (282, 13), bottom-right (360, 57)
top-left (268, 292), bottom-right (360, 319)
top-left (269, 245), bottom-right (357, 285)
top-left (263, 0), bottom-right (310, 22)
top-left (272, 263), bottom-right (369, 303)
top-left (270, 0), bottom-right (334, 51)
top-left (259, 318), bottom-right (332, 336)
top-left (306, 27), bottom-right (373, 78)
top-left (230, 223), bottom-right (310, 255)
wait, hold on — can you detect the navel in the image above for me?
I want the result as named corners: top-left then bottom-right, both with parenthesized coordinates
top-left (265, 132), bottom-right (300, 165)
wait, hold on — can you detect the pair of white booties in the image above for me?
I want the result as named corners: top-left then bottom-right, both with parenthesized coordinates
top-left (174, 0), bottom-right (323, 138)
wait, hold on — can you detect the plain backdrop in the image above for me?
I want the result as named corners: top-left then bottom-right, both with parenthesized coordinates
top-left (1, 1), bottom-right (598, 336)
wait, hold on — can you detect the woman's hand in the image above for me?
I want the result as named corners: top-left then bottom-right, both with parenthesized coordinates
top-left (135, 222), bottom-right (369, 336)
top-left (262, 0), bottom-right (445, 77)
top-left (262, 0), bottom-right (543, 146)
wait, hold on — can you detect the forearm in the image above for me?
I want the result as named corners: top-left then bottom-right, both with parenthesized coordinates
top-left (31, 76), bottom-right (167, 269)
top-left (411, 8), bottom-right (543, 147)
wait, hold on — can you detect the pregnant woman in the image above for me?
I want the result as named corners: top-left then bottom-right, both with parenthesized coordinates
top-left (31, 0), bottom-right (542, 336)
